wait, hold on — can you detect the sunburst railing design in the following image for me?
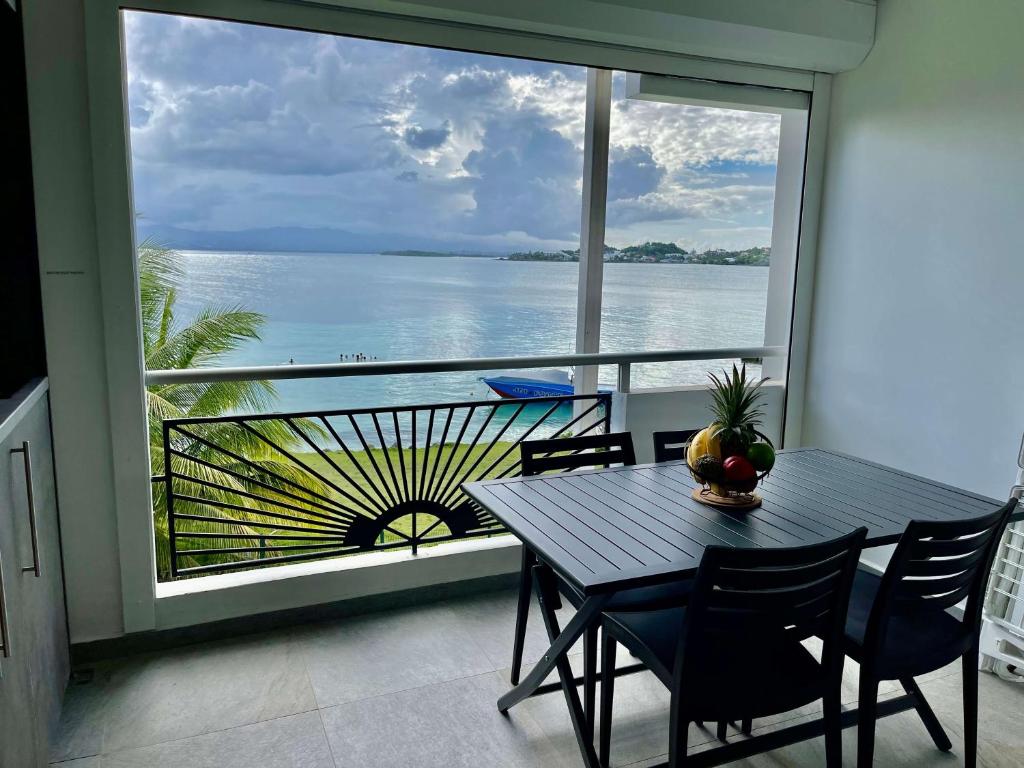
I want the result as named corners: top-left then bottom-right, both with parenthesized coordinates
top-left (154, 392), bottom-right (610, 578)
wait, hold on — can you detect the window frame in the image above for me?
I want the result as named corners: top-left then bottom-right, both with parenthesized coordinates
top-left (82, 0), bottom-right (830, 633)
top-left (581, 70), bottom-right (810, 393)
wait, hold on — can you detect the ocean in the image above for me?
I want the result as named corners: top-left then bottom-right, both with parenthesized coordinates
top-left (172, 251), bottom-right (769, 414)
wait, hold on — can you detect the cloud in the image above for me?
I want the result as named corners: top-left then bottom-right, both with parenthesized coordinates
top-left (608, 145), bottom-right (665, 201)
top-left (403, 121), bottom-right (451, 150)
top-left (461, 113), bottom-right (582, 240)
top-left (607, 183), bottom-right (776, 228)
top-left (123, 11), bottom-right (780, 252)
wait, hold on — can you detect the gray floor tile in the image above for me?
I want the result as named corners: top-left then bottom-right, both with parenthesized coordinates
top-left (299, 601), bottom-right (496, 707)
top-left (440, 589), bottom-right (563, 671)
top-left (53, 629), bottom-right (316, 757)
top-left (605, 662), bottom-right (1023, 768)
top-left (916, 667), bottom-right (1024, 758)
top-left (320, 671), bottom-right (577, 768)
top-left (49, 589), bottom-right (1024, 768)
top-left (98, 711), bottom-right (334, 768)
top-left (50, 677), bottom-right (107, 762)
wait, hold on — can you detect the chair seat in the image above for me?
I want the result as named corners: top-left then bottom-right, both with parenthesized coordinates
top-left (844, 568), bottom-right (973, 679)
top-left (604, 607), bottom-right (826, 721)
top-left (562, 578), bottom-right (694, 612)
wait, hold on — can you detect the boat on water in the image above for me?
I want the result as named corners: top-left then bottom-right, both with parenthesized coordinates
top-left (482, 368), bottom-right (613, 399)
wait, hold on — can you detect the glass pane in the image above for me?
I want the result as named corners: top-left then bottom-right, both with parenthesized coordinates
top-left (124, 12), bottom-right (587, 411)
top-left (599, 71), bottom-right (783, 389)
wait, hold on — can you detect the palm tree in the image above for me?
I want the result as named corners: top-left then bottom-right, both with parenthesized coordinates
top-left (141, 241), bottom-right (321, 578)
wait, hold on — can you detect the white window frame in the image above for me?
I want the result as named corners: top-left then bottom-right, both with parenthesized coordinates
top-left (81, 0), bottom-right (830, 633)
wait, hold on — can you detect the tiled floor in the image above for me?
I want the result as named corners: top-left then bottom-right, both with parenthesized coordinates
top-left (50, 588), bottom-right (1024, 767)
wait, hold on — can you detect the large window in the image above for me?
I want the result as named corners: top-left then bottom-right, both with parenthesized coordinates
top-left (600, 72), bottom-right (787, 388)
top-left (125, 12), bottom-right (808, 408)
top-left (125, 12), bottom-right (587, 411)
top-left (121, 11), bottom-right (811, 581)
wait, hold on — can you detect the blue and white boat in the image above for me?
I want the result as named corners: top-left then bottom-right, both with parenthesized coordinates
top-left (482, 369), bottom-right (613, 399)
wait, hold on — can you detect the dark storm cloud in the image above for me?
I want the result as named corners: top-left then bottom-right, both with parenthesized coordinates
top-left (124, 11), bottom-right (777, 252)
top-left (607, 145), bottom-right (665, 201)
top-left (461, 113), bottom-right (582, 240)
top-left (403, 122), bottom-right (451, 150)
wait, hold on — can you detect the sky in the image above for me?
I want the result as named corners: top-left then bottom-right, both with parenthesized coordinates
top-left (124, 11), bottom-right (781, 254)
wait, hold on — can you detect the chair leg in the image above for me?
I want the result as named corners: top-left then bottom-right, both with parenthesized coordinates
top-left (668, 703), bottom-right (689, 767)
top-left (900, 677), bottom-right (952, 752)
top-left (823, 690), bottom-right (842, 768)
top-left (741, 718), bottom-right (752, 735)
top-left (509, 546), bottom-right (536, 685)
top-left (963, 645), bottom-right (980, 768)
top-left (857, 669), bottom-right (879, 768)
top-left (599, 630), bottom-right (617, 768)
top-left (716, 720), bottom-right (727, 741)
top-left (584, 624), bottom-right (598, 743)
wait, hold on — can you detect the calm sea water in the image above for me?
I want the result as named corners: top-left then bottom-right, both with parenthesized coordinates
top-left (173, 251), bottom-right (768, 414)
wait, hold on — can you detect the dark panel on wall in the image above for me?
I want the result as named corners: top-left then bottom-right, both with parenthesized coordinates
top-left (1, 0), bottom-right (46, 397)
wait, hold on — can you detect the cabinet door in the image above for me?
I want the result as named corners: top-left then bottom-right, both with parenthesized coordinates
top-left (0, 392), bottom-right (69, 768)
top-left (0, 429), bottom-right (39, 768)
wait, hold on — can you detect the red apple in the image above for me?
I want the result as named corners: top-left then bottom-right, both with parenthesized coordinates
top-left (723, 455), bottom-right (757, 491)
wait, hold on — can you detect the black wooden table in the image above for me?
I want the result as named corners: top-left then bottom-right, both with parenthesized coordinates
top-left (463, 448), bottom-right (1012, 768)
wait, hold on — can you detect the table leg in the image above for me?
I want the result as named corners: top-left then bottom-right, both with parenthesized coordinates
top-left (497, 564), bottom-right (609, 768)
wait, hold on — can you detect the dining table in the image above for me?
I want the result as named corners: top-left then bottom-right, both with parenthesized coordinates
top-left (462, 447), bottom-right (1020, 768)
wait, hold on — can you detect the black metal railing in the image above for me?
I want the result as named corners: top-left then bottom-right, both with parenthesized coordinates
top-left (153, 392), bottom-right (610, 578)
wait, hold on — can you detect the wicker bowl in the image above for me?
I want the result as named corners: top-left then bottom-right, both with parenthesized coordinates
top-left (689, 461), bottom-right (770, 510)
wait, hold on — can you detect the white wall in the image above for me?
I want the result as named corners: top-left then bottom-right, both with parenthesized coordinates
top-left (22, 0), bottom-right (125, 642)
top-left (804, 0), bottom-right (1024, 501)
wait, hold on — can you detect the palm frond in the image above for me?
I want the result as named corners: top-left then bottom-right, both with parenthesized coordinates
top-left (139, 243), bottom-right (337, 579)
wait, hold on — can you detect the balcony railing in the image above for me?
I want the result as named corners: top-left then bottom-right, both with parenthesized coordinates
top-left (154, 392), bottom-right (609, 577)
top-left (148, 345), bottom-right (785, 579)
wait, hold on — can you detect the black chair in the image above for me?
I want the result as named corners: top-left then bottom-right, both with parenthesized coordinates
top-left (652, 429), bottom-right (700, 463)
top-left (844, 500), bottom-right (1016, 768)
top-left (510, 432), bottom-right (692, 739)
top-left (599, 528), bottom-right (868, 768)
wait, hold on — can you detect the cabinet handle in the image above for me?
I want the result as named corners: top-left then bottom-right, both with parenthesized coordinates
top-left (11, 441), bottom-right (41, 577)
top-left (0, 552), bottom-right (9, 658)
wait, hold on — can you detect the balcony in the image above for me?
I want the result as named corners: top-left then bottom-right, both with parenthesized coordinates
top-left (51, 588), bottom-right (1021, 766)
top-left (6, 0), bottom-right (1024, 766)
top-left (146, 349), bottom-right (781, 585)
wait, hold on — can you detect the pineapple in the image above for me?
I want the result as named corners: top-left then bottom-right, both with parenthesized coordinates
top-left (707, 364), bottom-right (770, 457)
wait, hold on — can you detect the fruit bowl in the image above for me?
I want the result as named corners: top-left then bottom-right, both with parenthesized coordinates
top-left (688, 461), bottom-right (770, 511)
top-left (685, 364), bottom-right (775, 512)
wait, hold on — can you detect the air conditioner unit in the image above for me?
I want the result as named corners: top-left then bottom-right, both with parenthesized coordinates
top-left (981, 434), bottom-right (1024, 680)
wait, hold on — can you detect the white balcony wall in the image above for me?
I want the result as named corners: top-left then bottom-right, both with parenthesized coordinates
top-left (804, 0), bottom-right (1024, 504)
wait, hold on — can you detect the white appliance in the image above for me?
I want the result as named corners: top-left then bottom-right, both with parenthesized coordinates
top-left (981, 434), bottom-right (1024, 679)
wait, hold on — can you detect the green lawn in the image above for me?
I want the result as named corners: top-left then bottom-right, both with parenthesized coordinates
top-left (304, 440), bottom-right (519, 542)
top-left (161, 439), bottom-right (520, 579)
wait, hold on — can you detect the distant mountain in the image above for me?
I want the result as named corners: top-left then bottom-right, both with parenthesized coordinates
top-left (135, 223), bottom-right (520, 256)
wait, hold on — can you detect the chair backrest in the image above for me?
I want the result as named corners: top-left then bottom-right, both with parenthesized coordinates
top-left (676, 528), bottom-right (867, 700)
top-left (652, 429), bottom-right (700, 463)
top-left (865, 500), bottom-right (1016, 650)
top-left (520, 432), bottom-right (636, 477)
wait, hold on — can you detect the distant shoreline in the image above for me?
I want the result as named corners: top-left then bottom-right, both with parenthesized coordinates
top-left (381, 249), bottom-right (498, 259)
top-left (384, 244), bottom-right (770, 266)
top-left (176, 246), bottom-right (770, 266)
